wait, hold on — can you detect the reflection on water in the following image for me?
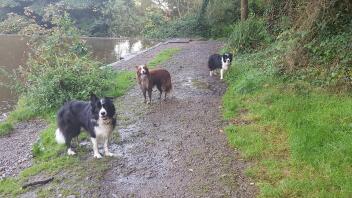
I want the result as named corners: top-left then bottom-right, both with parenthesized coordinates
top-left (0, 35), bottom-right (28, 117)
top-left (0, 35), bottom-right (154, 115)
top-left (84, 37), bottom-right (153, 63)
top-left (114, 40), bottom-right (144, 59)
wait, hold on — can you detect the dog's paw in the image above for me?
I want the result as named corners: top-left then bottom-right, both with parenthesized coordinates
top-left (67, 149), bottom-right (76, 156)
top-left (105, 152), bottom-right (116, 157)
top-left (93, 153), bottom-right (102, 159)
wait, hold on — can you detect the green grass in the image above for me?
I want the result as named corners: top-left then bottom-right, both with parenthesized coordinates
top-left (147, 48), bottom-right (181, 68)
top-left (0, 70), bottom-right (135, 197)
top-left (0, 98), bottom-right (38, 136)
top-left (223, 45), bottom-right (352, 197)
top-left (104, 70), bottom-right (135, 97)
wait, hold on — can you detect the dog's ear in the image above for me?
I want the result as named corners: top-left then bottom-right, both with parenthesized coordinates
top-left (135, 66), bottom-right (139, 70)
top-left (90, 93), bottom-right (98, 103)
top-left (229, 53), bottom-right (233, 59)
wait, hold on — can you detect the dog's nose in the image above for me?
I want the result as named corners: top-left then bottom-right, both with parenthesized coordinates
top-left (101, 112), bottom-right (106, 116)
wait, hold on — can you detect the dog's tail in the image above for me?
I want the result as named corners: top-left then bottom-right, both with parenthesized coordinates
top-left (55, 128), bottom-right (66, 144)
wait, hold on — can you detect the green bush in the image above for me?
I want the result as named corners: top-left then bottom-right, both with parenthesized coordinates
top-left (20, 14), bottom-right (112, 113)
top-left (227, 16), bottom-right (271, 53)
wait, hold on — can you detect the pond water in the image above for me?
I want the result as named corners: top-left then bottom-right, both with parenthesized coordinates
top-left (0, 34), bottom-right (155, 117)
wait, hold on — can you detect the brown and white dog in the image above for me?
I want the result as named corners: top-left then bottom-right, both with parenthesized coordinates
top-left (136, 65), bottom-right (172, 104)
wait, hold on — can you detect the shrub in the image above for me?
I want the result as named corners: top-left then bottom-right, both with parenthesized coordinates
top-left (227, 16), bottom-right (271, 53)
top-left (20, 13), bottom-right (112, 113)
top-left (305, 32), bottom-right (352, 87)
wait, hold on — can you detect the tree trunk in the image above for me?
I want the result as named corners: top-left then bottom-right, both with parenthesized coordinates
top-left (197, 0), bottom-right (209, 24)
top-left (177, 0), bottom-right (182, 18)
top-left (241, 0), bottom-right (248, 20)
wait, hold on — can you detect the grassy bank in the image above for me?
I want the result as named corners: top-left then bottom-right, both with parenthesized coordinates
top-left (223, 45), bottom-right (352, 197)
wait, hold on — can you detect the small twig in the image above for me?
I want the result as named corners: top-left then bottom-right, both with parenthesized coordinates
top-left (22, 177), bottom-right (54, 189)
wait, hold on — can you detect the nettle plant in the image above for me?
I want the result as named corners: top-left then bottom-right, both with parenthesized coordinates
top-left (21, 14), bottom-right (112, 113)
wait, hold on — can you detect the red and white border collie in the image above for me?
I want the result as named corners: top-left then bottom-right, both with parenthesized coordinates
top-left (136, 65), bottom-right (172, 104)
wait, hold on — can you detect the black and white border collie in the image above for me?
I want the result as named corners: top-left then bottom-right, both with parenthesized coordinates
top-left (55, 94), bottom-right (116, 158)
top-left (208, 53), bottom-right (233, 80)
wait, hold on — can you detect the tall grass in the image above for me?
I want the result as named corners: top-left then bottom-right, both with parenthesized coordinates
top-left (223, 44), bottom-right (352, 197)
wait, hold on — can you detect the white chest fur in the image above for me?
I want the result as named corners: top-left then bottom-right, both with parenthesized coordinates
top-left (94, 119), bottom-right (113, 142)
top-left (221, 57), bottom-right (229, 70)
top-left (140, 75), bottom-right (150, 89)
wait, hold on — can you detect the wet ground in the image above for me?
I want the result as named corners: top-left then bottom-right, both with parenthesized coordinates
top-left (0, 40), bottom-right (257, 197)
top-left (98, 40), bottom-right (257, 197)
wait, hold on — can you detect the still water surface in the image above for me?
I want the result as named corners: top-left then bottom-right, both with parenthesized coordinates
top-left (0, 34), bottom-right (154, 116)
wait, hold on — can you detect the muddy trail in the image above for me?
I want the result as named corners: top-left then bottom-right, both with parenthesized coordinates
top-left (96, 40), bottom-right (257, 197)
top-left (0, 40), bottom-right (257, 197)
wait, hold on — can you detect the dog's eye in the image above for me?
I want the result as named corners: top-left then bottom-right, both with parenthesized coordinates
top-left (97, 102), bottom-right (102, 108)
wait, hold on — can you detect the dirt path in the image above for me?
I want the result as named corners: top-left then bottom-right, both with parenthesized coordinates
top-left (98, 41), bottom-right (256, 197)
